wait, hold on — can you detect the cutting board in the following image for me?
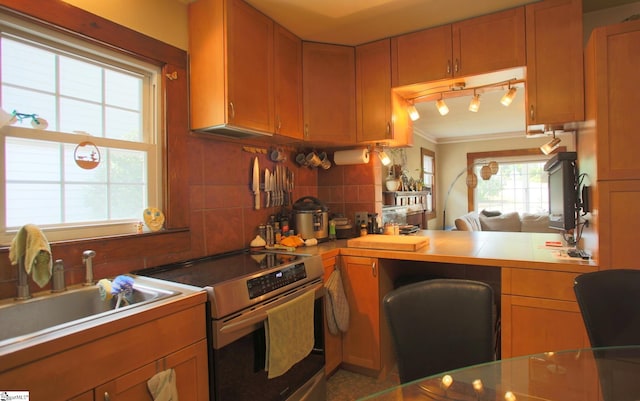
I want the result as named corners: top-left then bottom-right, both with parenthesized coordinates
top-left (347, 234), bottom-right (429, 251)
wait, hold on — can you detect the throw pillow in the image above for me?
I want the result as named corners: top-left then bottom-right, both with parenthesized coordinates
top-left (481, 209), bottom-right (502, 217)
top-left (479, 211), bottom-right (521, 232)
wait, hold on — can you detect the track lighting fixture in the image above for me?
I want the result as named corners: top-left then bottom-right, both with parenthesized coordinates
top-left (436, 97), bottom-right (449, 116)
top-left (407, 104), bottom-right (420, 121)
top-left (468, 91), bottom-right (480, 112)
top-left (540, 132), bottom-right (561, 155)
top-left (501, 85), bottom-right (517, 106)
top-left (377, 150), bottom-right (391, 166)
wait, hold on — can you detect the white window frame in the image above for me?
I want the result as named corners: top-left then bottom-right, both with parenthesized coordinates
top-left (473, 154), bottom-right (550, 214)
top-left (0, 13), bottom-right (162, 245)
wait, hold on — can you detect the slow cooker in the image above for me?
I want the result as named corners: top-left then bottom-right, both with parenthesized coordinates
top-left (293, 196), bottom-right (329, 240)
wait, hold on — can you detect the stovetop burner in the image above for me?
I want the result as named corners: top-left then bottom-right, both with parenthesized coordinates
top-left (135, 249), bottom-right (308, 288)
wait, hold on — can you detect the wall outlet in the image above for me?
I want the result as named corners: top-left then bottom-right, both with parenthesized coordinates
top-left (355, 211), bottom-right (368, 227)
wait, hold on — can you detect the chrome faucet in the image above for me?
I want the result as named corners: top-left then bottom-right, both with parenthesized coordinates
top-left (16, 259), bottom-right (31, 300)
top-left (82, 250), bottom-right (96, 286)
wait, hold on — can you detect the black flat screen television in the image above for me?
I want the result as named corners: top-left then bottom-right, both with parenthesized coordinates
top-left (544, 152), bottom-right (577, 231)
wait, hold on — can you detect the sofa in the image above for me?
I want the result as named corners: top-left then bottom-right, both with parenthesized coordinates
top-left (454, 210), bottom-right (556, 233)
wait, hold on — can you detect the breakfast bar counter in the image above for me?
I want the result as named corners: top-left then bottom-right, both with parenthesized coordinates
top-left (305, 230), bottom-right (598, 378)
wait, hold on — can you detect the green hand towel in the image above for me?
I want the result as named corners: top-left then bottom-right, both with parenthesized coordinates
top-left (9, 224), bottom-right (52, 288)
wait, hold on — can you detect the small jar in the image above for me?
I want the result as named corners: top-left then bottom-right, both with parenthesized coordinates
top-left (360, 224), bottom-right (368, 237)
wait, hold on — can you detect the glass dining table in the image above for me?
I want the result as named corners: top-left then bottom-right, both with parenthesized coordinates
top-left (358, 346), bottom-right (640, 401)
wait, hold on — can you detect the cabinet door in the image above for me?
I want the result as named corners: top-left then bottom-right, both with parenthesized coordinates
top-left (227, 0), bottom-right (274, 132)
top-left (303, 42), bottom-right (356, 144)
top-left (452, 7), bottom-right (525, 77)
top-left (391, 24), bottom-right (453, 86)
top-left (501, 268), bottom-right (589, 358)
top-left (356, 39), bottom-right (392, 143)
top-left (274, 24), bottom-right (303, 139)
top-left (597, 180), bottom-right (640, 269)
top-left (95, 340), bottom-right (209, 401)
top-left (322, 251), bottom-right (342, 375)
top-left (340, 256), bottom-right (380, 370)
top-left (588, 20), bottom-right (640, 180)
top-left (525, 0), bottom-right (584, 126)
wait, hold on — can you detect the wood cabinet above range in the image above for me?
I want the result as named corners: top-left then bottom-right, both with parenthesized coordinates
top-left (390, 7), bottom-right (526, 86)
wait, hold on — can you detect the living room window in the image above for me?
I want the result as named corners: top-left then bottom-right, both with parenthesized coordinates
top-left (468, 148), bottom-right (566, 215)
top-left (0, 15), bottom-right (161, 244)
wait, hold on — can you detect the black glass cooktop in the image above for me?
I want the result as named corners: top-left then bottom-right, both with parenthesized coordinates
top-left (134, 249), bottom-right (306, 288)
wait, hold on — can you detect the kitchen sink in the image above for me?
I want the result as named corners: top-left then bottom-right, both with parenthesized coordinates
top-left (0, 279), bottom-right (180, 344)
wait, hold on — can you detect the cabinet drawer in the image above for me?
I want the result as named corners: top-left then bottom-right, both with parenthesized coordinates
top-left (502, 268), bottom-right (581, 301)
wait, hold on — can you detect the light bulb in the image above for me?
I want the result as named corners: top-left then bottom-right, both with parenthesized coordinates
top-left (540, 137), bottom-right (561, 155)
top-left (501, 87), bottom-right (517, 106)
top-left (505, 391), bottom-right (516, 401)
top-left (469, 94), bottom-right (481, 112)
top-left (441, 374), bottom-right (453, 390)
top-left (378, 150), bottom-right (391, 166)
top-left (436, 99), bottom-right (449, 116)
top-left (473, 379), bottom-right (483, 392)
top-left (407, 104), bottom-right (420, 121)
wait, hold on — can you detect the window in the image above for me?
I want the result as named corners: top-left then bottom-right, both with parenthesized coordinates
top-left (0, 15), bottom-right (161, 244)
top-left (473, 159), bottom-right (548, 214)
top-left (421, 148), bottom-right (435, 219)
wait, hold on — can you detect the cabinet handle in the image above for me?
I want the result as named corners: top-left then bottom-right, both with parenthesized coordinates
top-left (371, 261), bottom-right (377, 277)
top-left (446, 60), bottom-right (451, 75)
top-left (386, 122), bottom-right (391, 137)
top-left (277, 117), bottom-right (282, 132)
top-left (229, 102), bottom-right (235, 119)
top-left (304, 123), bottom-right (309, 139)
top-left (529, 105), bottom-right (535, 121)
top-left (454, 58), bottom-right (460, 73)
top-left (104, 392), bottom-right (111, 401)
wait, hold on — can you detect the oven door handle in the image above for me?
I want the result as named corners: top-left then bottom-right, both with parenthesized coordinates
top-left (218, 280), bottom-right (323, 336)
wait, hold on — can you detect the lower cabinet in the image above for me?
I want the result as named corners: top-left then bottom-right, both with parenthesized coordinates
top-left (2, 300), bottom-right (209, 401)
top-left (322, 250), bottom-right (342, 375)
top-left (94, 340), bottom-right (209, 401)
top-left (501, 267), bottom-right (590, 358)
top-left (341, 256), bottom-right (381, 371)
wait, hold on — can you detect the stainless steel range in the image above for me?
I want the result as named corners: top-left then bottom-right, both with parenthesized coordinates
top-left (136, 249), bottom-right (326, 401)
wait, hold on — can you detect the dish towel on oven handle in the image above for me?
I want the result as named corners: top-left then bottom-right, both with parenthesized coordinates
top-left (265, 289), bottom-right (315, 379)
top-left (324, 268), bottom-right (350, 335)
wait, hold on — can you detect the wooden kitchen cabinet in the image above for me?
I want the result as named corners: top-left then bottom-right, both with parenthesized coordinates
top-left (189, 0), bottom-right (275, 134)
top-left (303, 42), bottom-right (357, 144)
top-left (1, 299), bottom-right (209, 401)
top-left (525, 0), bottom-right (584, 127)
top-left (341, 256), bottom-right (381, 371)
top-left (95, 340), bottom-right (209, 401)
top-left (356, 39), bottom-right (412, 146)
top-left (391, 7), bottom-right (525, 86)
top-left (322, 250), bottom-right (342, 375)
top-left (501, 268), bottom-right (589, 358)
top-left (274, 24), bottom-right (303, 139)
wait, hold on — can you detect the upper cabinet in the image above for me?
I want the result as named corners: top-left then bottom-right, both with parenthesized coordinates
top-left (391, 7), bottom-right (525, 86)
top-left (274, 25), bottom-right (304, 139)
top-left (525, 0), bottom-right (584, 127)
top-left (356, 39), bottom-right (412, 146)
top-left (189, 0), bottom-right (302, 139)
top-left (302, 42), bottom-right (357, 144)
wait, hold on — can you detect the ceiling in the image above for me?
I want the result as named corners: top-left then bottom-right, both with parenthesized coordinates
top-left (237, 0), bottom-right (637, 142)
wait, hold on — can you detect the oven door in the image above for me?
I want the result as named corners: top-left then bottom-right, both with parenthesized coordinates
top-left (211, 280), bottom-right (325, 401)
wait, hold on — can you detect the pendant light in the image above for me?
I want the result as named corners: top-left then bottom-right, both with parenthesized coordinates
top-left (407, 104), bottom-right (420, 121)
top-left (468, 91), bottom-right (480, 112)
top-left (501, 85), bottom-right (517, 106)
top-left (435, 96), bottom-right (449, 116)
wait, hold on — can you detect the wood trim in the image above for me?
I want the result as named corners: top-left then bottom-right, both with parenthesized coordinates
top-left (0, 0), bottom-right (190, 232)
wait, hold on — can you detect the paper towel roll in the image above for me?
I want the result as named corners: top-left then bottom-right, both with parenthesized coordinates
top-left (333, 149), bottom-right (370, 165)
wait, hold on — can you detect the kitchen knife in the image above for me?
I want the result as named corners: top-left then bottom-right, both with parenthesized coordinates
top-left (252, 156), bottom-right (260, 210)
top-left (265, 168), bottom-right (271, 208)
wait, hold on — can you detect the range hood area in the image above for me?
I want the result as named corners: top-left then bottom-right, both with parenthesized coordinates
top-left (194, 124), bottom-right (274, 139)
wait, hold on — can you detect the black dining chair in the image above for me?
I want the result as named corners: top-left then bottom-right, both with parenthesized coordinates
top-left (574, 269), bottom-right (640, 401)
top-left (574, 269), bottom-right (640, 347)
top-left (382, 279), bottom-right (496, 383)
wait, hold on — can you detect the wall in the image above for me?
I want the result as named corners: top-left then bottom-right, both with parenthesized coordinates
top-left (583, 1), bottom-right (640, 44)
top-left (61, 0), bottom-right (190, 50)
